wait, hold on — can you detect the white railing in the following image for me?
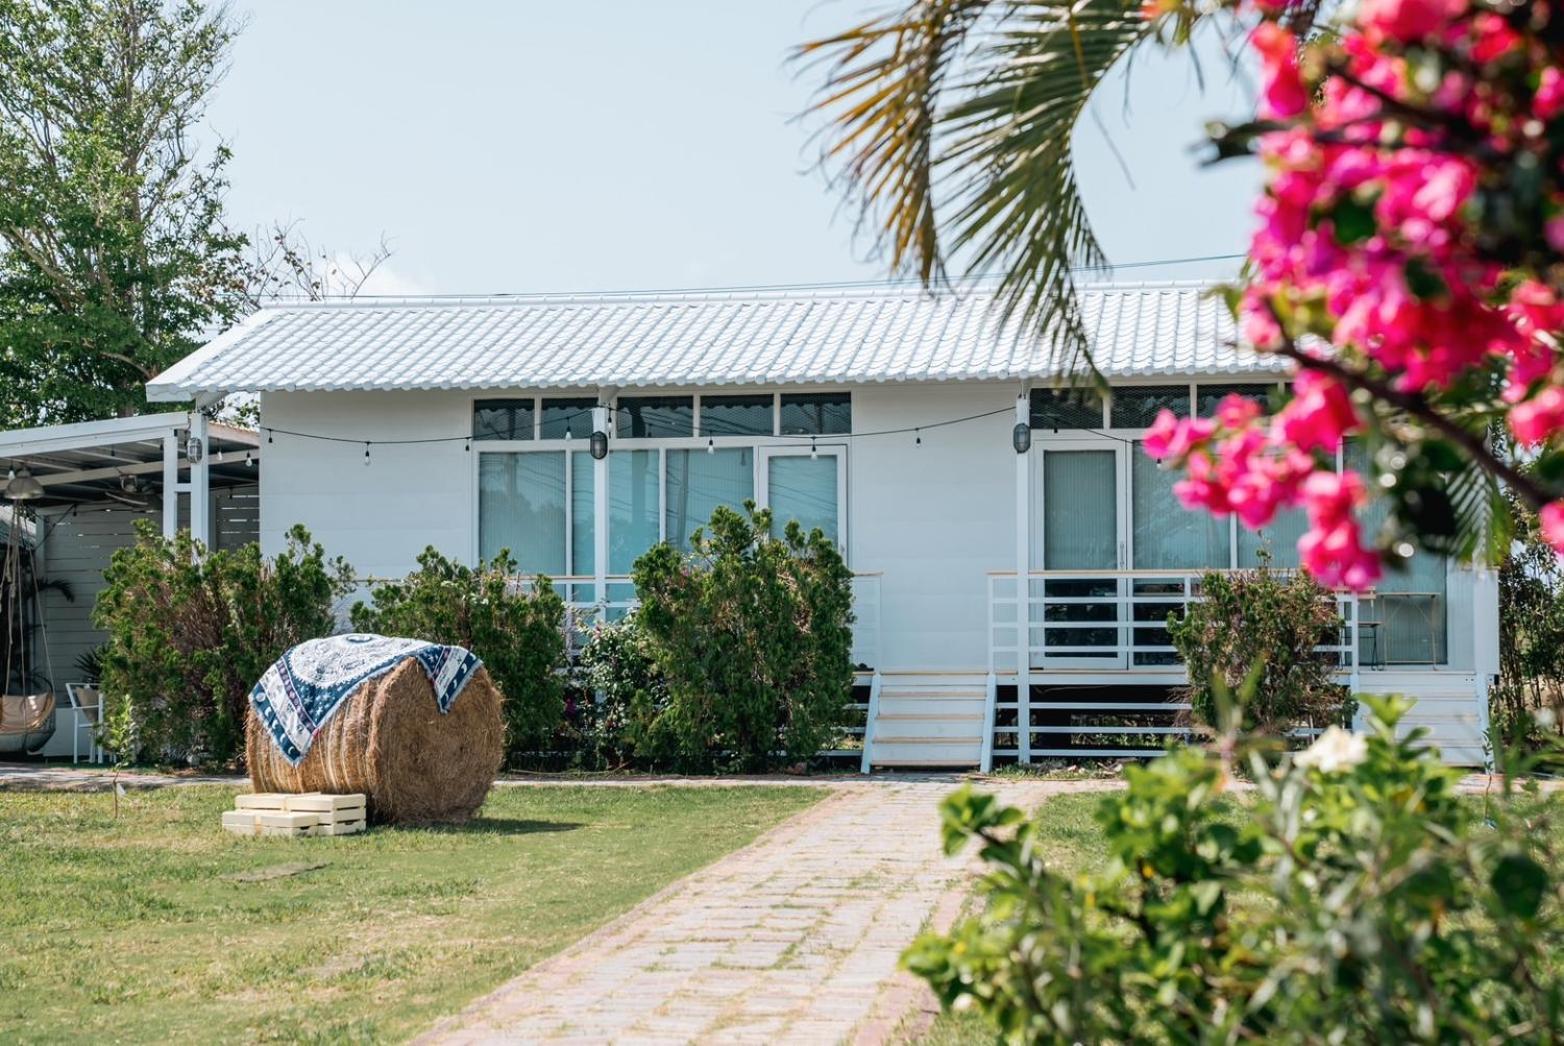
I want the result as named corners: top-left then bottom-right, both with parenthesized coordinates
top-left (987, 569), bottom-right (1360, 678)
top-left (525, 572), bottom-right (883, 666)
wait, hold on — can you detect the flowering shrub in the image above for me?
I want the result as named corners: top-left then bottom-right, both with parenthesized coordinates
top-left (1169, 563), bottom-right (1351, 733)
top-left (1144, 0), bottom-right (1564, 588)
top-left (906, 696), bottom-right (1564, 1042)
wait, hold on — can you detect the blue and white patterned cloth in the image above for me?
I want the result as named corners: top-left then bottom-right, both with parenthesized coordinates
top-left (250, 634), bottom-right (484, 766)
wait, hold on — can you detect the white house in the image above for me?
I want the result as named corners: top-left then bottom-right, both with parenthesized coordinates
top-left (146, 283), bottom-right (1498, 768)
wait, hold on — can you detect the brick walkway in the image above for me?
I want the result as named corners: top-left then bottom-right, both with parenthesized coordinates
top-left (418, 778), bottom-right (1091, 1046)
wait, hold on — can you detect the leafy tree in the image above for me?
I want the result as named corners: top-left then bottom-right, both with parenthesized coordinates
top-left (0, 0), bottom-right (251, 424)
top-left (1495, 484), bottom-right (1564, 751)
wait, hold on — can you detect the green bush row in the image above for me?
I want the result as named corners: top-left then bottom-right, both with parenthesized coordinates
top-left (92, 503), bottom-right (855, 772)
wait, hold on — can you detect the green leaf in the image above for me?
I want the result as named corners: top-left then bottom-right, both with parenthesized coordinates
top-left (1331, 197), bottom-right (1378, 246)
top-left (1491, 854), bottom-right (1549, 919)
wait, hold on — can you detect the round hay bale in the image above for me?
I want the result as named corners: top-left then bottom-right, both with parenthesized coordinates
top-left (245, 659), bottom-right (505, 825)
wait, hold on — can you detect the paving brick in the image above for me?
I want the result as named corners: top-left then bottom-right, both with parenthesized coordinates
top-left (418, 779), bottom-right (1056, 1045)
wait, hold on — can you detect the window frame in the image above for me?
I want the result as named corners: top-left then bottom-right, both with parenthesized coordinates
top-left (470, 388), bottom-right (853, 577)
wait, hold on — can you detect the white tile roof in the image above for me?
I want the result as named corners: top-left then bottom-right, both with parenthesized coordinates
top-left (145, 282), bottom-right (1284, 401)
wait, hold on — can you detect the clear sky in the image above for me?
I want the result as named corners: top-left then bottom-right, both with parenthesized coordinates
top-left (206, 1), bottom-right (1263, 298)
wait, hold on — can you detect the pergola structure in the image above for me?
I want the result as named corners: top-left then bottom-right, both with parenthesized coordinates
top-left (0, 412), bottom-right (260, 542)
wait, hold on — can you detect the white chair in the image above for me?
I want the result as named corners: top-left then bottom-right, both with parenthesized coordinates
top-left (64, 683), bottom-right (104, 764)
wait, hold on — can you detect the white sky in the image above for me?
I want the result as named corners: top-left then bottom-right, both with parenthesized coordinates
top-left (207, 1), bottom-right (1263, 298)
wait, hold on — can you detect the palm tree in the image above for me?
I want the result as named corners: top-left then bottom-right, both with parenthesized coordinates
top-left (794, 0), bottom-right (1317, 373)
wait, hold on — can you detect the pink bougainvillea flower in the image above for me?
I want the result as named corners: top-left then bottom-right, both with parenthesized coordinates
top-left (1536, 66), bottom-right (1564, 120)
top-left (1252, 22), bottom-right (1309, 118)
top-left (1215, 392), bottom-right (1264, 428)
top-left (1510, 385), bottom-right (1564, 445)
top-left (1274, 371), bottom-right (1360, 453)
top-left (1542, 501), bottom-right (1564, 555)
top-left (1357, 0), bottom-right (1468, 43)
top-left (1143, 409), bottom-right (1215, 461)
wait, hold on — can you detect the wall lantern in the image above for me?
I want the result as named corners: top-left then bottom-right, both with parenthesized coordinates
top-left (1012, 422), bottom-right (1032, 455)
top-left (589, 430), bottom-right (609, 460)
top-left (185, 435), bottom-right (204, 463)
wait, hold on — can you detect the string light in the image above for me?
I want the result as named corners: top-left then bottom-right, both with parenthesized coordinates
top-left (363, 442), bottom-right (371, 466)
top-left (251, 404), bottom-right (1017, 450)
top-left (810, 437), bottom-right (818, 460)
top-left (707, 437), bottom-right (715, 454)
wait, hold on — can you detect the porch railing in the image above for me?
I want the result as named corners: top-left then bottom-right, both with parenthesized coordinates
top-left (986, 570), bottom-right (1360, 681)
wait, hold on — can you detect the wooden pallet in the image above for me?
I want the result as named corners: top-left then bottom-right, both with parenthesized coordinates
top-left (224, 793), bottom-right (367, 837)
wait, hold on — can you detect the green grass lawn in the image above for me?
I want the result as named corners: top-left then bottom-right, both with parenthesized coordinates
top-left (0, 783), bottom-right (821, 1044)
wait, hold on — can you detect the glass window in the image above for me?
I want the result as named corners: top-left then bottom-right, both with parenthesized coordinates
top-left (1030, 388), bottom-right (1105, 430)
top-left (665, 448), bottom-right (753, 550)
top-left (1132, 448), bottom-right (1231, 569)
top-left (478, 452), bottom-right (565, 575)
top-left (570, 451), bottom-right (594, 575)
top-left (769, 455), bottom-right (838, 544)
top-left (473, 399), bottom-right (534, 441)
top-left (609, 449), bottom-right (660, 573)
top-left (1196, 383), bottom-right (1278, 418)
top-left (1111, 386), bottom-right (1189, 428)
top-left (541, 397), bottom-right (595, 439)
top-left (1345, 440), bottom-right (1448, 664)
top-left (1238, 507), bottom-right (1306, 568)
top-left (700, 394), bottom-right (774, 437)
top-left (618, 396), bottom-right (693, 438)
top-left (780, 393), bottom-right (851, 435)
top-left (1039, 449), bottom-right (1117, 569)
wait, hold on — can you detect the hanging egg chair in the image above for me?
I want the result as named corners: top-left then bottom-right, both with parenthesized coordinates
top-left (0, 476), bottom-right (56, 755)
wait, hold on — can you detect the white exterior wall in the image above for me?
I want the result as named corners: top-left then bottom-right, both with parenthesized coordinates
top-left (259, 390), bottom-right (475, 574)
top-left (848, 384), bottom-right (1016, 671)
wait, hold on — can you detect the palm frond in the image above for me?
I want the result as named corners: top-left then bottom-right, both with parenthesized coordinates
top-left (940, 0), bottom-right (1158, 373)
top-left (798, 0), bottom-right (1178, 374)
top-left (794, 1), bottom-right (995, 287)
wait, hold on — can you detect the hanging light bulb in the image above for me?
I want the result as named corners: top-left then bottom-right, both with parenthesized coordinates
top-left (915, 428), bottom-right (922, 446)
top-left (810, 438), bottom-right (818, 460)
top-left (707, 437), bottom-right (715, 454)
top-left (363, 442), bottom-right (371, 466)
top-left (248, 452), bottom-right (256, 468)
top-left (267, 429), bottom-right (274, 444)
top-left (5, 467), bottom-right (43, 501)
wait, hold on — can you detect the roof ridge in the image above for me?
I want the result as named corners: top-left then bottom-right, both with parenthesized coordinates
top-left (252, 279), bottom-right (1221, 312)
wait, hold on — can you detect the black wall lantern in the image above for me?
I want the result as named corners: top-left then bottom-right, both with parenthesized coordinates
top-left (1012, 422), bottom-right (1031, 455)
top-left (589, 429), bottom-right (609, 460)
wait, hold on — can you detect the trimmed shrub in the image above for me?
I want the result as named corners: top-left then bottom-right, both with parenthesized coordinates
top-left (631, 503), bottom-right (854, 772)
top-left (570, 615), bottom-right (669, 769)
top-left (907, 698), bottom-right (1564, 1042)
top-left (1169, 561), bottom-right (1351, 734)
top-left (93, 522), bottom-right (353, 766)
top-left (350, 547), bottom-right (567, 758)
